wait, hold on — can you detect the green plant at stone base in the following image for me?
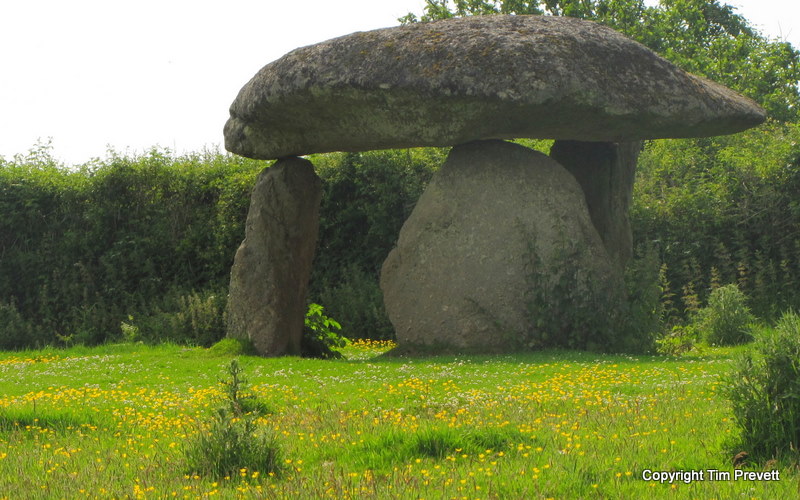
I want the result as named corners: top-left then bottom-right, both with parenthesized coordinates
top-left (519, 236), bottom-right (663, 354)
top-left (183, 360), bottom-right (281, 479)
top-left (207, 337), bottom-right (257, 357)
top-left (521, 229), bottom-right (632, 353)
top-left (174, 290), bottom-right (227, 347)
top-left (695, 283), bottom-right (756, 346)
top-left (727, 310), bottom-right (800, 461)
top-left (301, 303), bottom-right (347, 359)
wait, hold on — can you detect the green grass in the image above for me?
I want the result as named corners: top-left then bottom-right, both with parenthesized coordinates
top-left (0, 341), bottom-right (797, 499)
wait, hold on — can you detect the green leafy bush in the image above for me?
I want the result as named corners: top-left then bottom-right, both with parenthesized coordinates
top-left (633, 122), bottom-right (800, 322)
top-left (308, 148), bottom-right (439, 341)
top-left (119, 315), bottom-right (141, 343)
top-left (0, 146), bottom-right (262, 348)
top-left (728, 311), bottom-right (800, 460)
top-left (695, 284), bottom-right (756, 346)
top-left (523, 241), bottom-right (662, 354)
top-left (184, 360), bottom-right (281, 479)
top-left (301, 303), bottom-right (347, 359)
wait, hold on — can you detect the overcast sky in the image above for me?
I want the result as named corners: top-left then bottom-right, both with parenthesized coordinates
top-left (1, 0), bottom-right (798, 166)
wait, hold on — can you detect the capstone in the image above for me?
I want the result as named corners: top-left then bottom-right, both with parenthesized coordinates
top-left (225, 15), bottom-right (765, 160)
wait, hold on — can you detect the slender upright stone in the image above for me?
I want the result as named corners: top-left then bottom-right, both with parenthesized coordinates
top-left (550, 140), bottom-right (641, 271)
top-left (227, 157), bottom-right (321, 356)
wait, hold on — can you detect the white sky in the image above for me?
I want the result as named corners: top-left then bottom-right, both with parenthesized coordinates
top-left (1, 0), bottom-right (798, 166)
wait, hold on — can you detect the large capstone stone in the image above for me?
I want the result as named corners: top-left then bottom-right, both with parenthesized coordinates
top-left (380, 140), bottom-right (623, 352)
top-left (550, 140), bottom-right (640, 271)
top-left (225, 15), bottom-right (765, 160)
top-left (227, 157), bottom-right (321, 356)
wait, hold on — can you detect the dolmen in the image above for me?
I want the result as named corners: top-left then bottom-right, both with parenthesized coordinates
top-left (223, 15), bottom-right (765, 356)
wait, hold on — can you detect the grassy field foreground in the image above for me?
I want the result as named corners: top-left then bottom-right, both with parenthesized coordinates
top-left (0, 341), bottom-right (796, 499)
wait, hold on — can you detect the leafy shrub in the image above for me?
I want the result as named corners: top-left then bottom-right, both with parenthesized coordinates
top-left (728, 311), bottom-right (800, 460)
top-left (308, 149), bottom-right (438, 341)
top-left (301, 303), bottom-right (347, 359)
top-left (184, 360), bottom-right (281, 479)
top-left (695, 284), bottom-right (756, 346)
top-left (633, 122), bottom-right (800, 323)
top-left (0, 146), bottom-right (261, 349)
top-left (173, 290), bottom-right (227, 346)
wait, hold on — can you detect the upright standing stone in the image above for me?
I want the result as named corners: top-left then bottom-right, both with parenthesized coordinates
top-left (550, 140), bottom-right (641, 271)
top-left (380, 140), bottom-right (621, 352)
top-left (227, 157), bottom-right (322, 356)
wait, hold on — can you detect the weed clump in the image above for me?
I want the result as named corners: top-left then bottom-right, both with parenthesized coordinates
top-left (696, 284), bottom-right (756, 346)
top-left (728, 310), bottom-right (800, 461)
top-left (183, 360), bottom-right (281, 479)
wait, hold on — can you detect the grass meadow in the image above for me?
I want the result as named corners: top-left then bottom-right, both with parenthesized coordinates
top-left (0, 340), bottom-right (797, 499)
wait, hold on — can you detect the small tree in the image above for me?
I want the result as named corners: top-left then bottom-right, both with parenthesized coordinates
top-left (184, 360), bottom-right (281, 479)
top-left (301, 303), bottom-right (347, 359)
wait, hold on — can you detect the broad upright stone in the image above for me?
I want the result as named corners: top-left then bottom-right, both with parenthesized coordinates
top-left (227, 157), bottom-right (321, 356)
top-left (380, 140), bottom-right (621, 352)
top-left (550, 140), bottom-right (641, 271)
